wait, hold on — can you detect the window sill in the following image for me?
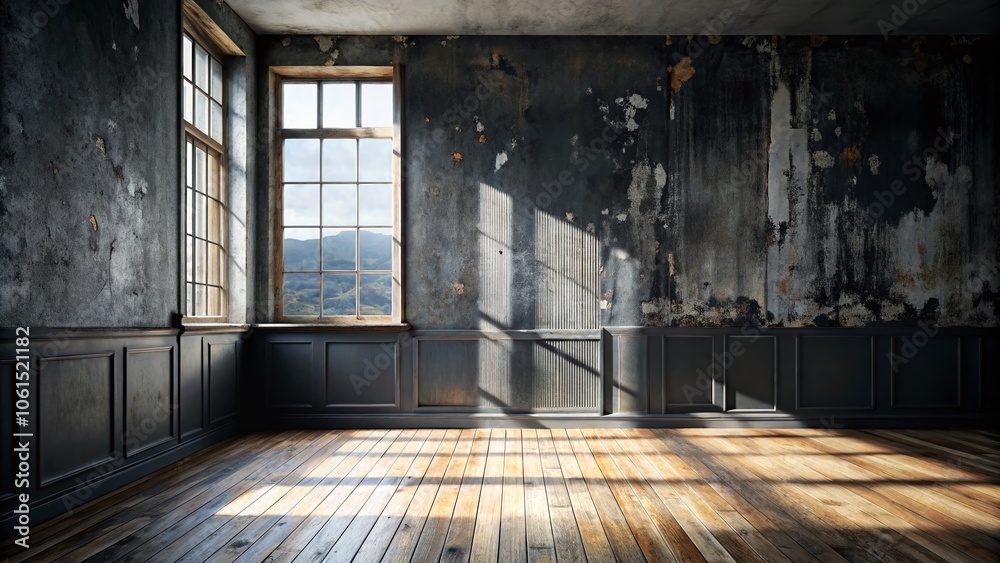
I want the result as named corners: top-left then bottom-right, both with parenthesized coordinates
top-left (179, 319), bottom-right (251, 334)
top-left (252, 323), bottom-right (411, 332)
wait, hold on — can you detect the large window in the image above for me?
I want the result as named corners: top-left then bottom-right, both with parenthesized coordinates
top-left (182, 31), bottom-right (228, 320)
top-left (274, 67), bottom-right (402, 324)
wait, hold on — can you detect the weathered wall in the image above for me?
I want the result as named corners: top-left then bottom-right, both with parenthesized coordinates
top-left (1, 0), bottom-right (180, 327)
top-left (259, 34), bottom-right (998, 329)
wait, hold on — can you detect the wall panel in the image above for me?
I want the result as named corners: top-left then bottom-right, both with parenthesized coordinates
top-left (725, 336), bottom-right (775, 411)
top-left (125, 346), bottom-right (175, 457)
top-left (797, 336), bottom-right (873, 409)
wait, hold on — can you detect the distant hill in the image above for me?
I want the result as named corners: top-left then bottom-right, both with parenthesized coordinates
top-left (283, 229), bottom-right (392, 316)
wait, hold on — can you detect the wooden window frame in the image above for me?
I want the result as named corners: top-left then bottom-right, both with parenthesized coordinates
top-left (271, 65), bottom-right (405, 326)
top-left (181, 23), bottom-right (229, 323)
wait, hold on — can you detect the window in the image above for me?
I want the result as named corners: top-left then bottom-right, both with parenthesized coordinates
top-left (274, 67), bottom-right (402, 324)
top-left (182, 31), bottom-right (228, 320)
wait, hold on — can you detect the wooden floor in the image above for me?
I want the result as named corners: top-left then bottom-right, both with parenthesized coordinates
top-left (3, 428), bottom-right (999, 562)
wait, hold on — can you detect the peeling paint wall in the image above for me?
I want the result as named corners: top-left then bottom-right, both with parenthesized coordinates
top-left (1, 0), bottom-right (180, 327)
top-left (1, 0), bottom-right (257, 327)
top-left (259, 34), bottom-right (998, 329)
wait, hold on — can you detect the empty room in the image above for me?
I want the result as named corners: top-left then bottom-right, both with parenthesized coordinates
top-left (1, 0), bottom-right (998, 561)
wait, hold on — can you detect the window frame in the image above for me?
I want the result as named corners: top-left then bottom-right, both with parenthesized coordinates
top-left (271, 65), bottom-right (404, 326)
top-left (181, 24), bottom-right (230, 323)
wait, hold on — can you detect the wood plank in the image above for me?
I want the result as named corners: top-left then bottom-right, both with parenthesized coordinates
top-left (291, 429), bottom-right (419, 562)
top-left (408, 428), bottom-right (483, 562)
top-left (563, 428), bottom-right (645, 562)
top-left (534, 429), bottom-right (587, 563)
top-left (441, 430), bottom-right (490, 561)
top-left (376, 429), bottom-right (465, 563)
top-left (499, 429), bottom-right (528, 563)
top-left (520, 429), bottom-right (556, 563)
top-left (579, 428), bottom-right (681, 563)
top-left (260, 429), bottom-right (403, 562)
top-left (467, 429), bottom-right (506, 562)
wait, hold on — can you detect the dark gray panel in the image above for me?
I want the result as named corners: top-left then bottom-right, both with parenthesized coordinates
top-left (125, 347), bottom-right (174, 456)
top-left (417, 340), bottom-right (479, 407)
top-left (725, 336), bottom-right (775, 411)
top-left (798, 337), bottom-right (873, 409)
top-left (892, 336), bottom-right (960, 408)
top-left (1, 361), bottom-right (13, 501)
top-left (664, 336), bottom-right (715, 407)
top-left (326, 342), bottom-right (398, 406)
top-left (179, 336), bottom-right (203, 438)
top-left (267, 342), bottom-right (313, 407)
top-left (209, 341), bottom-right (239, 423)
top-left (38, 354), bottom-right (114, 486)
top-left (615, 336), bottom-right (647, 413)
top-left (416, 338), bottom-right (600, 411)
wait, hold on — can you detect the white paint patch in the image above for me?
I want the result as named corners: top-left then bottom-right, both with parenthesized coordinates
top-left (601, 208), bottom-right (609, 216)
top-left (565, 212), bottom-right (574, 222)
top-left (810, 128), bottom-right (822, 142)
top-left (586, 87), bottom-right (592, 95)
top-left (586, 222), bottom-right (595, 233)
top-left (598, 103), bottom-right (609, 115)
top-left (812, 151), bottom-right (835, 168)
top-left (628, 93), bottom-right (648, 109)
top-left (622, 93), bottom-right (649, 132)
top-left (494, 151), bottom-right (508, 171)
top-left (107, 119), bottom-right (118, 132)
top-left (834, 126), bottom-right (842, 137)
top-left (615, 212), bottom-right (628, 222)
top-left (600, 300), bottom-right (611, 310)
top-left (827, 110), bottom-right (836, 121)
top-left (441, 40), bottom-right (447, 46)
top-left (123, 0), bottom-right (139, 30)
top-left (476, 119), bottom-right (485, 132)
top-left (654, 163), bottom-right (666, 189)
top-left (281, 37), bottom-right (292, 46)
top-left (669, 99), bottom-right (675, 120)
top-left (314, 35), bottom-right (334, 53)
top-left (324, 49), bottom-right (340, 66)
top-left (868, 154), bottom-right (881, 175)
top-left (112, 41), bottom-right (117, 50)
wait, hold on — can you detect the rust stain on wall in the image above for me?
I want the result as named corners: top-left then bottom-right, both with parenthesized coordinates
top-left (669, 57), bottom-right (695, 92)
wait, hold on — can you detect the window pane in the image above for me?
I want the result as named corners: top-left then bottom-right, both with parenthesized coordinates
top-left (359, 273), bottom-right (392, 315)
top-left (322, 228), bottom-right (355, 270)
top-left (207, 286), bottom-right (221, 317)
top-left (195, 283), bottom-right (206, 316)
top-left (283, 82), bottom-right (317, 128)
top-left (209, 198), bottom-right (224, 243)
top-left (196, 193), bottom-right (207, 238)
top-left (323, 274), bottom-right (356, 316)
top-left (207, 151), bottom-right (220, 199)
top-left (211, 102), bottom-right (223, 143)
top-left (359, 228), bottom-right (392, 270)
top-left (183, 81), bottom-right (193, 123)
top-left (283, 273), bottom-right (320, 316)
top-left (358, 184), bottom-right (392, 226)
top-left (183, 35), bottom-right (192, 80)
top-left (185, 236), bottom-right (194, 284)
top-left (207, 241), bottom-right (220, 286)
top-left (322, 184), bottom-right (356, 226)
top-left (185, 188), bottom-right (194, 237)
top-left (196, 239), bottom-right (208, 284)
top-left (322, 139), bottom-right (357, 182)
top-left (195, 90), bottom-right (209, 133)
top-left (195, 43), bottom-right (209, 91)
top-left (358, 138), bottom-right (392, 182)
top-left (195, 146), bottom-right (207, 193)
top-left (283, 228), bottom-right (320, 271)
top-left (283, 184), bottom-right (320, 226)
top-left (211, 57), bottom-right (223, 102)
top-left (186, 283), bottom-right (194, 315)
top-left (360, 82), bottom-right (392, 127)
top-left (185, 142), bottom-right (193, 187)
top-left (322, 82), bottom-right (356, 127)
top-left (283, 139), bottom-right (320, 182)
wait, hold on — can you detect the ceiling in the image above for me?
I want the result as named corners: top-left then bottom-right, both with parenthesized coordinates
top-left (225, 0), bottom-right (1000, 36)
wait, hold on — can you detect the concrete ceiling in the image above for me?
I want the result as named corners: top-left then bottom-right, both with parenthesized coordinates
top-left (225, 0), bottom-right (1000, 35)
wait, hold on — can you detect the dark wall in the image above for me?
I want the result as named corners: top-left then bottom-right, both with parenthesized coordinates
top-left (1, 0), bottom-right (180, 327)
top-left (257, 34), bottom-right (999, 329)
